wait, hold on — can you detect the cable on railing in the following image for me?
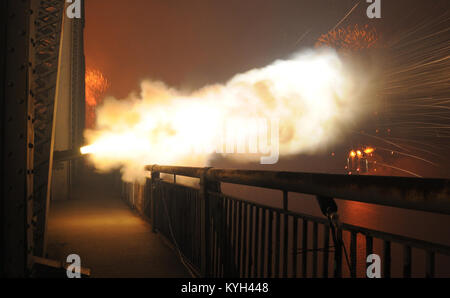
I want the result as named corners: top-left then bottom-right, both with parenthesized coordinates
top-left (315, 196), bottom-right (353, 277)
top-left (158, 179), bottom-right (198, 278)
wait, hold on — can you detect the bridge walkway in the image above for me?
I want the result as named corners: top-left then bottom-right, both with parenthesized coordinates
top-left (46, 169), bottom-right (189, 278)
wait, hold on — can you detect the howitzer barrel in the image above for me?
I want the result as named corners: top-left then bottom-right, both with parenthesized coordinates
top-left (53, 149), bottom-right (85, 162)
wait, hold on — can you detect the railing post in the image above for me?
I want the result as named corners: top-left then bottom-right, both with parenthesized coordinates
top-left (199, 167), bottom-right (220, 277)
top-left (151, 166), bottom-right (160, 233)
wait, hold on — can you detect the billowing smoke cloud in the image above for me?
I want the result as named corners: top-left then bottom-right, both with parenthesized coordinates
top-left (83, 48), bottom-right (368, 182)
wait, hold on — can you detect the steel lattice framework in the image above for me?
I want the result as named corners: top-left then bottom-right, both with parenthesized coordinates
top-left (30, 0), bottom-right (65, 258)
top-left (2, 0), bottom-right (68, 276)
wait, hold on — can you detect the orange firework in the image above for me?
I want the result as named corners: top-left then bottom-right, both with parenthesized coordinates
top-left (315, 24), bottom-right (380, 51)
top-left (85, 68), bottom-right (108, 128)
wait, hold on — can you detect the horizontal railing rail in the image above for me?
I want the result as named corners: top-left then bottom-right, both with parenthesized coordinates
top-left (120, 165), bottom-right (450, 278)
top-left (146, 165), bottom-right (450, 215)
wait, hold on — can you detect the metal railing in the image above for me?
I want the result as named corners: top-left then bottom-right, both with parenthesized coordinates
top-left (122, 165), bottom-right (450, 278)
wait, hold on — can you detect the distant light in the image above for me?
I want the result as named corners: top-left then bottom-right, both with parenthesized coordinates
top-left (364, 147), bottom-right (374, 154)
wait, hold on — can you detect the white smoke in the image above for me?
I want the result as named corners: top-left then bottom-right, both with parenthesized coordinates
top-left (83, 48), bottom-right (367, 183)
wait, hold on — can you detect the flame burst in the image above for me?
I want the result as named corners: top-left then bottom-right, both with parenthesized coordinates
top-left (82, 49), bottom-right (369, 182)
top-left (315, 24), bottom-right (380, 51)
top-left (85, 68), bottom-right (109, 128)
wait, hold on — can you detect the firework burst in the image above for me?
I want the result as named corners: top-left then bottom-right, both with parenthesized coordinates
top-left (85, 68), bottom-right (109, 129)
top-left (315, 24), bottom-right (381, 51)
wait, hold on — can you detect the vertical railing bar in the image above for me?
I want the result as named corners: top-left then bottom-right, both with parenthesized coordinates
top-left (312, 222), bottom-right (318, 278)
top-left (184, 190), bottom-right (189, 260)
top-left (216, 197), bottom-right (221, 277)
top-left (403, 246), bottom-right (412, 278)
top-left (216, 237), bottom-right (220, 278)
top-left (267, 210), bottom-right (274, 277)
top-left (174, 189), bottom-right (177, 242)
top-left (215, 196), bottom-right (221, 276)
top-left (225, 198), bottom-right (231, 276)
top-left (365, 235), bottom-right (373, 279)
top-left (426, 251), bottom-right (435, 278)
top-left (302, 219), bottom-right (308, 278)
top-left (322, 224), bottom-right (330, 278)
top-left (247, 204), bottom-right (254, 277)
top-left (181, 192), bottom-right (185, 256)
top-left (283, 213), bottom-right (289, 278)
top-left (192, 191), bottom-right (196, 263)
top-left (189, 189), bottom-right (193, 269)
top-left (260, 209), bottom-right (267, 278)
top-left (237, 201), bottom-right (242, 277)
top-left (151, 171), bottom-right (160, 233)
top-left (213, 226), bottom-right (217, 277)
top-left (183, 193), bottom-right (186, 254)
top-left (197, 191), bottom-right (201, 268)
top-left (176, 192), bottom-right (180, 250)
top-left (210, 199), bottom-right (214, 276)
top-left (383, 240), bottom-right (391, 278)
top-left (179, 192), bottom-right (183, 254)
top-left (350, 231), bottom-right (357, 278)
top-left (274, 212), bottom-right (281, 278)
top-left (178, 193), bottom-right (181, 248)
top-left (193, 191), bottom-right (196, 265)
top-left (227, 198), bottom-right (232, 276)
top-left (217, 225), bottom-right (220, 278)
top-left (221, 196), bottom-right (226, 278)
top-left (242, 203), bottom-right (248, 278)
top-left (292, 217), bottom-right (298, 278)
top-left (282, 191), bottom-right (289, 278)
top-left (232, 200), bottom-right (237, 272)
top-left (253, 206), bottom-right (260, 278)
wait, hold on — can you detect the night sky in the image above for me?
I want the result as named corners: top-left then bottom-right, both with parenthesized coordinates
top-left (84, 0), bottom-right (447, 97)
top-left (85, 0), bottom-right (362, 97)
